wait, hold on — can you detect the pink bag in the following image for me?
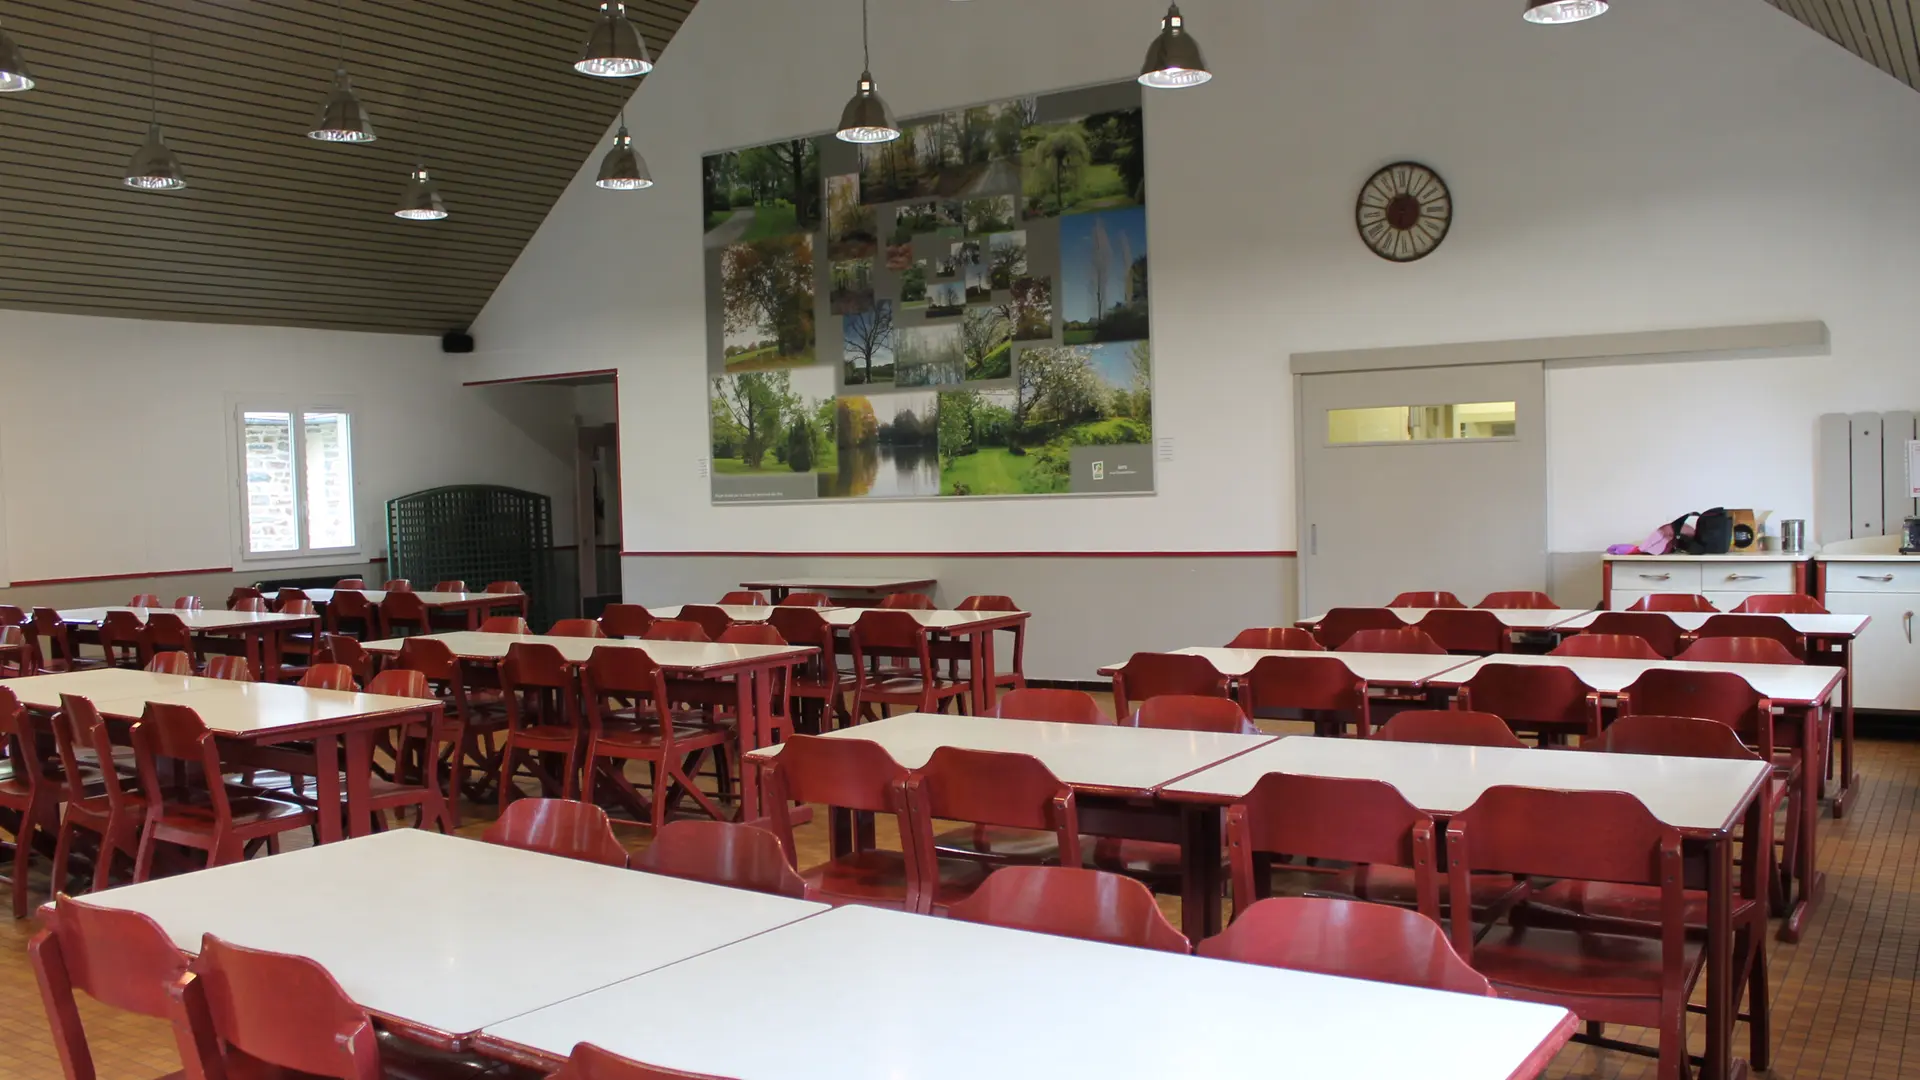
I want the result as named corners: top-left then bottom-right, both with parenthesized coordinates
top-left (1638, 524), bottom-right (1676, 555)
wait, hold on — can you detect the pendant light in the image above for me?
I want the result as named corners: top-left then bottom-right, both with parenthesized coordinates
top-left (834, 0), bottom-right (898, 144)
top-left (1522, 0), bottom-right (1608, 23)
top-left (595, 113), bottom-right (653, 189)
top-left (0, 19), bottom-right (34, 92)
top-left (123, 33), bottom-right (185, 191)
top-left (576, 2), bottom-right (652, 78)
top-left (395, 164), bottom-right (447, 220)
top-left (309, 0), bottom-right (376, 142)
top-left (1139, 4), bottom-right (1211, 88)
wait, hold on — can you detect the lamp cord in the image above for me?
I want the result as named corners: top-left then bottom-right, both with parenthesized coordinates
top-left (335, 0), bottom-right (347, 67)
top-left (861, 0), bottom-right (871, 71)
top-left (147, 31), bottom-right (157, 124)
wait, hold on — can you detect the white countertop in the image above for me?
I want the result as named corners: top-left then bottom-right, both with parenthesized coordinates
top-left (745, 712), bottom-right (1274, 795)
top-left (85, 831), bottom-right (827, 1038)
top-left (1429, 653), bottom-right (1842, 704)
top-left (736, 576), bottom-right (936, 590)
top-left (1098, 647), bottom-right (1475, 686)
top-left (1602, 551), bottom-right (1813, 562)
top-left (358, 631), bottom-right (812, 670)
top-left (4, 668), bottom-right (435, 735)
top-left (481, 904), bottom-right (1574, 1080)
top-left (58, 607), bottom-right (315, 629)
top-left (1557, 611), bottom-right (1868, 637)
top-left (1161, 735), bottom-right (1770, 834)
top-left (1300, 608), bottom-right (1593, 630)
top-left (264, 589), bottom-right (519, 606)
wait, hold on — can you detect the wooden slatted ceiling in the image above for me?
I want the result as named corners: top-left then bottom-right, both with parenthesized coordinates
top-left (0, 1), bottom-right (694, 334)
top-left (1767, 0), bottom-right (1920, 91)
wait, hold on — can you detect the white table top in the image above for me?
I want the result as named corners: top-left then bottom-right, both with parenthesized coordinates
top-left (84, 831), bottom-right (827, 1039)
top-left (738, 576), bottom-right (935, 592)
top-left (1162, 735), bottom-right (1771, 835)
top-left (1301, 608), bottom-right (1593, 630)
top-left (745, 712), bottom-right (1274, 795)
top-left (359, 631), bottom-right (812, 672)
top-left (1429, 653), bottom-right (1843, 705)
top-left (482, 904), bottom-right (1574, 1080)
top-left (57, 607), bottom-right (316, 630)
top-left (1098, 646), bottom-right (1474, 687)
top-left (1557, 610), bottom-right (1868, 638)
top-left (3, 668), bottom-right (435, 736)
top-left (265, 589), bottom-right (518, 606)
top-left (647, 605), bottom-right (1024, 630)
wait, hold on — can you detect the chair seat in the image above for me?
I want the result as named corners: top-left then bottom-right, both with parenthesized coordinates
top-left (592, 720), bottom-right (732, 751)
top-left (801, 851), bottom-right (916, 908)
top-left (155, 795), bottom-right (312, 831)
top-left (1531, 880), bottom-right (1760, 929)
top-left (506, 724), bottom-right (577, 748)
top-left (856, 674), bottom-right (965, 697)
top-left (1471, 924), bottom-right (1706, 1000)
top-left (1352, 865), bottom-right (1529, 914)
top-left (932, 824), bottom-right (1067, 865)
top-left (923, 857), bottom-right (1000, 910)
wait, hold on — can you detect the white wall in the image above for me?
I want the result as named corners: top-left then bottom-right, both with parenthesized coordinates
top-left (469, 0), bottom-right (1920, 564)
top-left (0, 309), bottom-right (575, 585)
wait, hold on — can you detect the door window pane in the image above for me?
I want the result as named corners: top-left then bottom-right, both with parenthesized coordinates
top-left (242, 411), bottom-right (298, 553)
top-left (303, 411), bottom-right (355, 549)
top-left (1327, 401), bottom-right (1516, 445)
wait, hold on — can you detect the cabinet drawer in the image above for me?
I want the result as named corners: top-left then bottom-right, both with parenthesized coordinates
top-left (1824, 562), bottom-right (1920, 594)
top-left (1701, 563), bottom-right (1794, 593)
top-left (1611, 563), bottom-right (1702, 592)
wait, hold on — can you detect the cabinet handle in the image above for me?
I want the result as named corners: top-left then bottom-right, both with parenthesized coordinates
top-left (1859, 574), bottom-right (1896, 582)
top-left (1725, 574), bottom-right (1763, 581)
top-left (1636, 573), bottom-right (1671, 581)
top-left (1907, 611), bottom-right (1914, 645)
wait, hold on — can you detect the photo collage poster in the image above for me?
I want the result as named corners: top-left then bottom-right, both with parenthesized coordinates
top-left (704, 82), bottom-right (1153, 503)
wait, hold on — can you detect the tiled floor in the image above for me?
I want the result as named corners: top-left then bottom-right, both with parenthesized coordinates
top-left (2, 733), bottom-right (1915, 1080)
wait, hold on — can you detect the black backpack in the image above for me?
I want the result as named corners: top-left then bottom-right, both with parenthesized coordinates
top-left (1671, 507), bottom-right (1734, 555)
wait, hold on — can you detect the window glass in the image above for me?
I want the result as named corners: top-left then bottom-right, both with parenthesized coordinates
top-left (1327, 401), bottom-right (1516, 444)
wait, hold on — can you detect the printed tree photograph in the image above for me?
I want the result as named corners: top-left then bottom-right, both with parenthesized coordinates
top-left (963, 195), bottom-right (1017, 235)
top-left (897, 98), bottom-right (1033, 199)
top-left (721, 233), bottom-right (817, 370)
top-left (961, 306), bottom-right (1013, 381)
top-left (937, 388), bottom-right (1021, 495)
top-left (1061, 206), bottom-right (1148, 344)
top-left (988, 231), bottom-right (1028, 290)
top-left (703, 138), bottom-right (821, 247)
top-left (1019, 108), bottom-right (1143, 220)
top-left (900, 260), bottom-right (930, 307)
top-left (830, 258), bottom-right (874, 316)
top-left (1011, 341), bottom-right (1152, 490)
top-left (926, 280), bottom-right (966, 318)
top-left (825, 392), bottom-right (940, 498)
top-left (843, 301), bottom-right (896, 386)
top-left (826, 173), bottom-right (877, 260)
top-left (895, 324), bottom-right (967, 387)
top-left (965, 262), bottom-right (991, 304)
top-left (709, 367), bottom-right (837, 477)
top-left (1000, 276), bottom-right (1054, 340)
top-left (893, 199), bottom-right (962, 239)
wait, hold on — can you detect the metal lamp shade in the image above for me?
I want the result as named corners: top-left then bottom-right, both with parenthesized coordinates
top-left (575, 2), bottom-right (653, 77)
top-left (0, 24), bottom-right (32, 92)
top-left (123, 124), bottom-right (186, 191)
top-left (595, 128), bottom-right (653, 189)
top-left (309, 69), bottom-right (376, 142)
top-left (835, 72), bottom-right (899, 144)
top-left (1138, 4), bottom-right (1211, 88)
top-left (394, 166), bottom-right (448, 220)
top-left (1522, 0), bottom-right (1608, 23)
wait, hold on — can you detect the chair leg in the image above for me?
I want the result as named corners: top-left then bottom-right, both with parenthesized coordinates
top-left (51, 819), bottom-right (77, 898)
top-left (1747, 924), bottom-right (1772, 1069)
top-left (10, 823), bottom-right (32, 919)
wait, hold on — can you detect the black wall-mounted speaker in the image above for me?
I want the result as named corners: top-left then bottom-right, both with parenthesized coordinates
top-left (441, 330), bottom-right (475, 354)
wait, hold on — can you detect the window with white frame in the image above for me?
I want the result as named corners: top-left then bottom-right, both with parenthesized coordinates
top-left (238, 406), bottom-right (357, 558)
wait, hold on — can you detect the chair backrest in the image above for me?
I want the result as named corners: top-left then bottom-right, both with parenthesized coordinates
top-left (432, 580), bottom-right (467, 593)
top-left (909, 747), bottom-right (1082, 875)
top-left (881, 592), bottom-right (936, 610)
top-left (599, 603), bottom-right (654, 638)
top-left (366, 669), bottom-right (429, 699)
top-left (57, 695), bottom-right (136, 813)
top-left (229, 598), bottom-right (269, 613)
top-left (225, 587), bottom-right (265, 610)
top-left (325, 589), bottom-right (375, 631)
top-left (0, 603), bottom-right (25, 627)
top-left (1676, 636), bottom-right (1803, 665)
top-left (141, 612), bottom-right (194, 656)
top-left (1692, 613), bottom-right (1806, 660)
top-left (775, 592), bottom-right (833, 607)
top-left (1586, 713), bottom-right (1762, 760)
top-left (31, 893), bottom-right (192, 1080)
top-left (546, 1042), bottom-right (733, 1080)
top-left (145, 651), bottom-right (194, 675)
top-left (766, 607), bottom-right (835, 662)
top-left (382, 579), bottom-right (413, 592)
top-left (994, 687), bottom-right (1107, 725)
top-left (1627, 592), bottom-right (1717, 613)
top-left (1240, 655), bottom-right (1366, 717)
top-left (761, 734), bottom-right (914, 870)
top-left (1388, 591), bottom-right (1464, 608)
top-left (297, 663), bottom-right (358, 691)
top-left (203, 656), bottom-right (255, 682)
top-left (676, 605), bottom-right (734, 641)
top-left (718, 623), bottom-right (787, 647)
top-left (99, 610), bottom-right (145, 663)
top-left (276, 588), bottom-right (310, 605)
top-left (0, 686), bottom-right (42, 792)
top-left (130, 703), bottom-right (235, 825)
top-left (1581, 612), bottom-right (1685, 658)
top-left (958, 594), bottom-right (1019, 612)
top-left (1550, 632), bottom-right (1665, 660)
top-left (502, 642), bottom-right (574, 692)
top-left (484, 580), bottom-right (523, 595)
top-left (171, 596), bottom-right (204, 611)
top-left (642, 619), bottom-right (711, 643)
top-left (1337, 627), bottom-right (1446, 655)
top-left (1197, 897), bottom-right (1493, 996)
top-left (379, 591), bottom-right (431, 628)
top-left (1228, 771), bottom-right (1440, 918)
top-left (1110, 651), bottom-right (1228, 716)
top-left (1476, 591), bottom-right (1556, 610)
top-left (481, 798), bottom-right (628, 867)
top-left (334, 578), bottom-right (366, 589)
top-left (127, 594), bottom-right (161, 608)
top-left (717, 590), bottom-right (768, 606)
top-left (946, 866), bottom-right (1189, 954)
top-left (1414, 609), bottom-right (1510, 653)
top-left (628, 820), bottom-right (807, 899)
top-left (1131, 694), bottom-right (1257, 734)
top-left (548, 618), bottom-right (607, 638)
top-left (277, 598), bottom-right (318, 617)
top-left (315, 634), bottom-right (375, 681)
top-left (1310, 607), bottom-right (1404, 649)
top-left (1733, 593), bottom-right (1826, 614)
top-left (848, 609), bottom-right (934, 672)
top-left (1371, 709), bottom-right (1527, 748)
top-left (1618, 669), bottom-right (1772, 750)
top-left (1224, 626), bottom-right (1322, 651)
top-left (173, 934), bottom-right (380, 1080)
top-left (478, 615), bottom-right (531, 634)
top-left (1456, 663), bottom-right (1600, 734)
top-left (582, 646), bottom-right (673, 703)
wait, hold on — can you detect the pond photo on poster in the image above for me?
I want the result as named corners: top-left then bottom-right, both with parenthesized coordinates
top-left (705, 81), bottom-right (1153, 504)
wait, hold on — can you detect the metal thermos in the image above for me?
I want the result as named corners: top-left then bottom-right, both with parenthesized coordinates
top-left (1780, 519), bottom-right (1806, 553)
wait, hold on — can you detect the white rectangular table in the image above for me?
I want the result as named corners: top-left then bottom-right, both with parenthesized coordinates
top-left (736, 576), bottom-right (935, 602)
top-left (1427, 652), bottom-right (1842, 705)
top-left (56, 606), bottom-right (319, 680)
top-left (264, 589), bottom-right (527, 630)
top-left (81, 830), bottom-right (828, 1048)
top-left (477, 904), bottom-right (1576, 1080)
top-left (1300, 607), bottom-right (1595, 631)
top-left (1098, 646), bottom-right (1477, 690)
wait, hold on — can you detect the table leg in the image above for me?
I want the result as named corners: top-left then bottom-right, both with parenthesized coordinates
top-left (311, 733), bottom-right (343, 844)
top-left (263, 629), bottom-right (284, 683)
top-left (980, 630), bottom-right (1000, 713)
top-left (1706, 829), bottom-right (1733, 1080)
top-left (345, 726), bottom-right (377, 838)
top-left (1834, 640), bottom-right (1857, 817)
top-left (733, 666), bottom-right (775, 822)
top-left (967, 633), bottom-right (987, 715)
top-left (1741, 790), bottom-right (1771, 1073)
top-left (1179, 804), bottom-right (1223, 943)
top-left (1781, 704), bottom-right (1825, 943)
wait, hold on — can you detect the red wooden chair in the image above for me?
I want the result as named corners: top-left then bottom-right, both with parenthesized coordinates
top-left (296, 662), bottom-right (358, 691)
top-left (763, 734), bottom-right (919, 910)
top-left (1581, 612), bottom-right (1685, 658)
top-left (315, 633), bottom-right (375, 684)
top-left (1618, 669), bottom-right (1778, 759)
top-left (129, 703), bottom-right (314, 882)
top-left (1371, 709), bottom-right (1527, 748)
top-left (140, 612), bottom-right (197, 670)
top-left (323, 589), bottom-right (376, 639)
top-left (479, 615), bottom-right (531, 634)
top-left (1551, 632), bottom-right (1664, 660)
top-left (1338, 627), bottom-right (1446, 655)
top-left (226, 587), bottom-right (265, 610)
top-left (951, 594), bottom-right (1027, 694)
top-left (1478, 591), bottom-right (1557, 610)
top-left (1415, 609), bottom-right (1511, 654)
top-left (580, 646), bottom-right (735, 829)
top-left (1239, 654), bottom-right (1370, 736)
top-left (0, 625), bottom-right (29, 678)
top-left (1108, 651), bottom-right (1228, 718)
top-left (768, 606), bottom-right (849, 731)
top-left (229, 597), bottom-right (269, 614)
top-left (146, 651), bottom-right (194, 675)
top-left (498, 642), bottom-right (584, 812)
top-left (1446, 787), bottom-right (1706, 1080)
top-left (1198, 896), bottom-right (1493, 996)
top-left (849, 610), bottom-right (970, 721)
top-left (127, 593), bottom-right (162, 608)
top-left (383, 579), bottom-right (414, 592)
top-left (546, 1043), bottom-right (733, 1080)
top-left (1388, 591), bottom-right (1464, 608)
top-left (1677, 636), bottom-right (1802, 665)
top-left (1132, 694), bottom-right (1257, 734)
top-left (3, 687), bottom-right (75, 917)
top-left (994, 687), bottom-right (1107, 725)
top-left (628, 820), bottom-right (807, 898)
top-left (549, 618), bottom-right (608, 638)
top-left (718, 623), bottom-right (785, 647)
top-left (334, 578), bottom-right (367, 589)
top-left (1628, 593), bottom-right (1717, 613)
top-left (481, 797), bottom-right (628, 867)
top-left (352, 669), bottom-right (455, 835)
top-left (599, 603), bottom-right (655, 639)
top-left (432, 580), bottom-right (467, 593)
top-left (881, 592), bottom-right (935, 610)
top-left (484, 580), bottom-right (523, 594)
top-left (1456, 663), bottom-right (1603, 743)
top-left (276, 588), bottom-right (312, 608)
top-left (31, 896), bottom-right (198, 1080)
top-left (98, 610), bottom-right (146, 668)
top-left (776, 592), bottom-right (834, 607)
top-left (946, 865), bottom-right (1189, 953)
top-left (167, 596), bottom-right (201, 611)
top-left (642, 619), bottom-right (710, 643)
top-left (1734, 594), bottom-right (1826, 614)
top-left (676, 605), bottom-right (734, 642)
top-left (1691, 614), bottom-right (1807, 660)
top-left (31, 608), bottom-right (103, 673)
top-left (1224, 626), bottom-right (1321, 650)
top-left (1309, 607), bottom-right (1404, 649)
top-left (1227, 771), bottom-right (1438, 918)
top-left (910, 747), bottom-right (1082, 909)
top-left (718, 591), bottom-right (768, 606)
top-left (0, 603), bottom-right (25, 628)
top-left (203, 656), bottom-right (254, 681)
top-left (378, 591), bottom-right (433, 638)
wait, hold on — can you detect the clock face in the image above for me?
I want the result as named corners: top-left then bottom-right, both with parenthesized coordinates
top-left (1356, 162), bottom-right (1452, 263)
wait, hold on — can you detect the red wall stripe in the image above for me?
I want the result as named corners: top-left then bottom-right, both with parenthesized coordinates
top-left (622, 550), bottom-right (1299, 559)
top-left (462, 368), bottom-right (618, 387)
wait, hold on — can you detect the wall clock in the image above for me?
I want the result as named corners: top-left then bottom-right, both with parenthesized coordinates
top-left (1356, 161), bottom-right (1452, 263)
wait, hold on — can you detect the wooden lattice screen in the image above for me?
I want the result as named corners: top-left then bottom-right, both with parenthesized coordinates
top-left (386, 486), bottom-right (554, 626)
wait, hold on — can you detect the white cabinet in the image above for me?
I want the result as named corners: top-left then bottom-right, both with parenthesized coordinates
top-left (1820, 544), bottom-right (1920, 711)
top-left (1602, 554), bottom-right (1809, 611)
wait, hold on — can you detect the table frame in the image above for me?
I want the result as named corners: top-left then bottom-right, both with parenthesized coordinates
top-left (737, 577), bottom-right (935, 603)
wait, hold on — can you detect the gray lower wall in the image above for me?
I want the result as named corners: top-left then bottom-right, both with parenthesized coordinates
top-left (623, 555), bottom-right (1297, 683)
top-left (1548, 551), bottom-right (1606, 610)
